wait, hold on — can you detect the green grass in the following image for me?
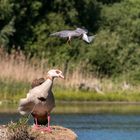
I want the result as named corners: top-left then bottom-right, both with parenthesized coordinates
top-left (0, 79), bottom-right (140, 103)
top-left (0, 79), bottom-right (30, 102)
top-left (54, 87), bottom-right (140, 102)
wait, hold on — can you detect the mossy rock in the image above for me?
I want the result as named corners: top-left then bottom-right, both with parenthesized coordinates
top-left (0, 124), bottom-right (77, 140)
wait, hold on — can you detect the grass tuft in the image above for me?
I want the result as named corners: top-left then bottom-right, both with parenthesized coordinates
top-left (7, 117), bottom-right (33, 140)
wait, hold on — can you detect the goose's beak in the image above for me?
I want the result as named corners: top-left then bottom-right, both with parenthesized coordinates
top-left (59, 74), bottom-right (64, 79)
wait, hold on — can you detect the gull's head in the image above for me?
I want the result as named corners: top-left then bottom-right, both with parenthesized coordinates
top-left (47, 69), bottom-right (64, 79)
top-left (75, 28), bottom-right (88, 34)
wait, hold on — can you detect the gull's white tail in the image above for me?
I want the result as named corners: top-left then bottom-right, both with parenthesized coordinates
top-left (82, 33), bottom-right (96, 43)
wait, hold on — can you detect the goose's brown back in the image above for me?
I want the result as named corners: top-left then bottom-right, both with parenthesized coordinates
top-left (31, 78), bottom-right (45, 88)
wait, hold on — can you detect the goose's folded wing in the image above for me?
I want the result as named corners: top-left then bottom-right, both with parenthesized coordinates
top-left (18, 98), bottom-right (35, 115)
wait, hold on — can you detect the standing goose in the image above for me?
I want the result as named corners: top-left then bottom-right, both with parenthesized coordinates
top-left (18, 69), bottom-right (64, 132)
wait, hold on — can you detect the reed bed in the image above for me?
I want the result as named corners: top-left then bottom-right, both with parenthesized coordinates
top-left (0, 47), bottom-right (101, 90)
top-left (0, 47), bottom-right (47, 82)
top-left (0, 47), bottom-right (140, 102)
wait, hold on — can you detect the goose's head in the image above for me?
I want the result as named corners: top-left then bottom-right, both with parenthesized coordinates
top-left (47, 69), bottom-right (64, 79)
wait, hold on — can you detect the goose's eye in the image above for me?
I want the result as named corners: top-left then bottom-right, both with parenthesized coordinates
top-left (56, 70), bottom-right (60, 74)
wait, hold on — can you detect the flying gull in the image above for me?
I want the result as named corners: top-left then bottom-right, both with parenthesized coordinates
top-left (50, 28), bottom-right (95, 44)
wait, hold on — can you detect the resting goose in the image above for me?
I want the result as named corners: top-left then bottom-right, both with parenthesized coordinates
top-left (18, 69), bottom-right (64, 132)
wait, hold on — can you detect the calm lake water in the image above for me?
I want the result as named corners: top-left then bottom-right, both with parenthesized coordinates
top-left (0, 102), bottom-right (140, 140)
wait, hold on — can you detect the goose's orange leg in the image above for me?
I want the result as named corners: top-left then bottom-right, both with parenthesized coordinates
top-left (40, 113), bottom-right (52, 132)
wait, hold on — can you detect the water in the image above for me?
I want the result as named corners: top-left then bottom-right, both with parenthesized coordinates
top-left (1, 102), bottom-right (140, 140)
top-left (0, 112), bottom-right (140, 140)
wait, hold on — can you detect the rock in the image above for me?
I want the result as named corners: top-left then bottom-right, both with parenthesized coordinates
top-left (0, 125), bottom-right (77, 140)
top-left (0, 125), bottom-right (8, 140)
top-left (31, 125), bottom-right (77, 140)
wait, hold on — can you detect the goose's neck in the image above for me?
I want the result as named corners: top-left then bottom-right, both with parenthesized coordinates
top-left (41, 75), bottom-right (54, 91)
top-left (46, 75), bottom-right (54, 81)
top-left (37, 78), bottom-right (53, 97)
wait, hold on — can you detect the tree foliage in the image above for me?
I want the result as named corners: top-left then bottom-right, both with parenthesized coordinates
top-left (90, 0), bottom-right (140, 78)
top-left (0, 0), bottom-right (140, 80)
top-left (0, 0), bottom-right (15, 46)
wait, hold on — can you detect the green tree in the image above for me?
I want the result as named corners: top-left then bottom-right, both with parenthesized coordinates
top-left (85, 0), bottom-right (140, 77)
top-left (0, 0), bottom-right (15, 46)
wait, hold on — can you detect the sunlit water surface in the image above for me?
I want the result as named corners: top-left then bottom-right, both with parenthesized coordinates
top-left (0, 102), bottom-right (140, 140)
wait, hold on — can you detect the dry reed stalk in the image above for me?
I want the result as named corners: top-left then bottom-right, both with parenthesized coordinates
top-left (0, 48), bottom-right (46, 83)
top-left (63, 69), bottom-right (100, 88)
top-left (0, 47), bottom-right (134, 92)
top-left (0, 47), bottom-right (100, 89)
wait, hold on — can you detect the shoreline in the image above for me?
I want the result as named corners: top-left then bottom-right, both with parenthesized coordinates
top-left (1, 100), bottom-right (140, 105)
top-left (1, 100), bottom-right (140, 114)
top-left (56, 100), bottom-right (140, 104)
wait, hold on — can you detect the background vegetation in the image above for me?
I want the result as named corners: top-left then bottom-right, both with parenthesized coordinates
top-left (0, 0), bottom-right (140, 101)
